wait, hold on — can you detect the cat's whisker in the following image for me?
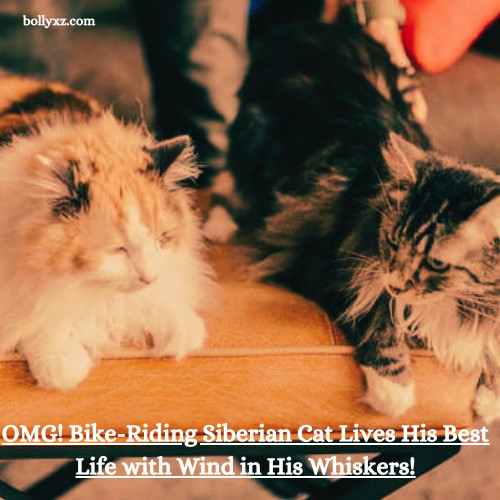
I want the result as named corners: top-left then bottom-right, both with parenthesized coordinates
top-left (451, 292), bottom-right (500, 309)
top-left (373, 170), bottom-right (394, 214)
top-left (337, 256), bottom-right (376, 267)
top-left (363, 200), bottom-right (388, 218)
top-left (342, 250), bottom-right (377, 262)
top-left (450, 299), bottom-right (499, 324)
top-left (389, 296), bottom-right (397, 328)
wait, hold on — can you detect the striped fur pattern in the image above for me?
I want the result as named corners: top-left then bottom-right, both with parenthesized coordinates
top-left (221, 23), bottom-right (500, 420)
top-left (0, 76), bottom-right (214, 389)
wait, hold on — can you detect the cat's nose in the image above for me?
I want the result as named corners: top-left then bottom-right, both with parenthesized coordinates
top-left (388, 284), bottom-right (409, 295)
top-left (386, 273), bottom-right (413, 295)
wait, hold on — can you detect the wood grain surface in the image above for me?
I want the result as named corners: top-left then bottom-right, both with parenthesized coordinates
top-left (0, 245), bottom-right (479, 440)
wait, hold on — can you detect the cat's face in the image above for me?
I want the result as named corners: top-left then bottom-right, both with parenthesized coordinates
top-left (72, 190), bottom-right (186, 293)
top-left (11, 114), bottom-right (199, 293)
top-left (379, 137), bottom-right (500, 308)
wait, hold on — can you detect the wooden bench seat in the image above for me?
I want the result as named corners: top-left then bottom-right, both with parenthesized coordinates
top-left (0, 245), bottom-right (479, 442)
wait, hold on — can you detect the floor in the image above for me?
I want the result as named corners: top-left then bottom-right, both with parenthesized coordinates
top-left (0, 4), bottom-right (499, 499)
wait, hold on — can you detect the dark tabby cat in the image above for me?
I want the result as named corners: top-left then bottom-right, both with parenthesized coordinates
top-left (207, 23), bottom-right (500, 421)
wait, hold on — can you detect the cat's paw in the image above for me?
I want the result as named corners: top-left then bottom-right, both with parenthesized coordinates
top-left (155, 311), bottom-right (205, 359)
top-left (203, 206), bottom-right (238, 243)
top-left (473, 386), bottom-right (500, 423)
top-left (25, 339), bottom-right (93, 390)
top-left (362, 366), bottom-right (415, 417)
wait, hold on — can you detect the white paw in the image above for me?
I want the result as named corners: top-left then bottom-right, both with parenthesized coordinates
top-left (155, 311), bottom-right (205, 359)
top-left (362, 366), bottom-right (415, 417)
top-left (24, 339), bottom-right (93, 390)
top-left (203, 206), bottom-right (238, 243)
top-left (473, 386), bottom-right (500, 424)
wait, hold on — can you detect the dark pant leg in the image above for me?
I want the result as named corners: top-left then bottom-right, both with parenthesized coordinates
top-left (131, 0), bottom-right (249, 179)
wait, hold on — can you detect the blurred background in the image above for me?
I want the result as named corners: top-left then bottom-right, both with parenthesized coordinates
top-left (0, 0), bottom-right (498, 498)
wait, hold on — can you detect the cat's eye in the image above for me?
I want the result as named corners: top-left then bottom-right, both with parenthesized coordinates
top-left (425, 256), bottom-right (450, 272)
top-left (160, 231), bottom-right (173, 246)
top-left (112, 246), bottom-right (128, 254)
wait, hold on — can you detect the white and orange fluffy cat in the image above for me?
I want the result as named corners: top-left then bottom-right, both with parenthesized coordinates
top-left (0, 77), bottom-right (214, 389)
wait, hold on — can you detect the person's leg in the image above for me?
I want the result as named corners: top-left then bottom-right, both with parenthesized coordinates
top-left (131, 0), bottom-right (249, 183)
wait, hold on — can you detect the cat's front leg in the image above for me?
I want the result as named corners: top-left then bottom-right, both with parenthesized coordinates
top-left (473, 370), bottom-right (500, 423)
top-left (357, 337), bottom-right (414, 417)
top-left (152, 306), bottom-right (205, 359)
top-left (20, 334), bottom-right (93, 390)
top-left (354, 317), bottom-right (415, 417)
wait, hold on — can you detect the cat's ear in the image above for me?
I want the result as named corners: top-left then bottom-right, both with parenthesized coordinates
top-left (382, 132), bottom-right (425, 182)
top-left (460, 195), bottom-right (500, 241)
top-left (439, 194), bottom-right (500, 260)
top-left (146, 135), bottom-right (200, 183)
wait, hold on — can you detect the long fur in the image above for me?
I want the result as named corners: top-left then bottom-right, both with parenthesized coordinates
top-left (223, 23), bottom-right (500, 420)
top-left (0, 77), bottom-right (214, 388)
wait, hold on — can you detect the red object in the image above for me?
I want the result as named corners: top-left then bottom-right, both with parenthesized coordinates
top-left (401, 0), bottom-right (500, 73)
